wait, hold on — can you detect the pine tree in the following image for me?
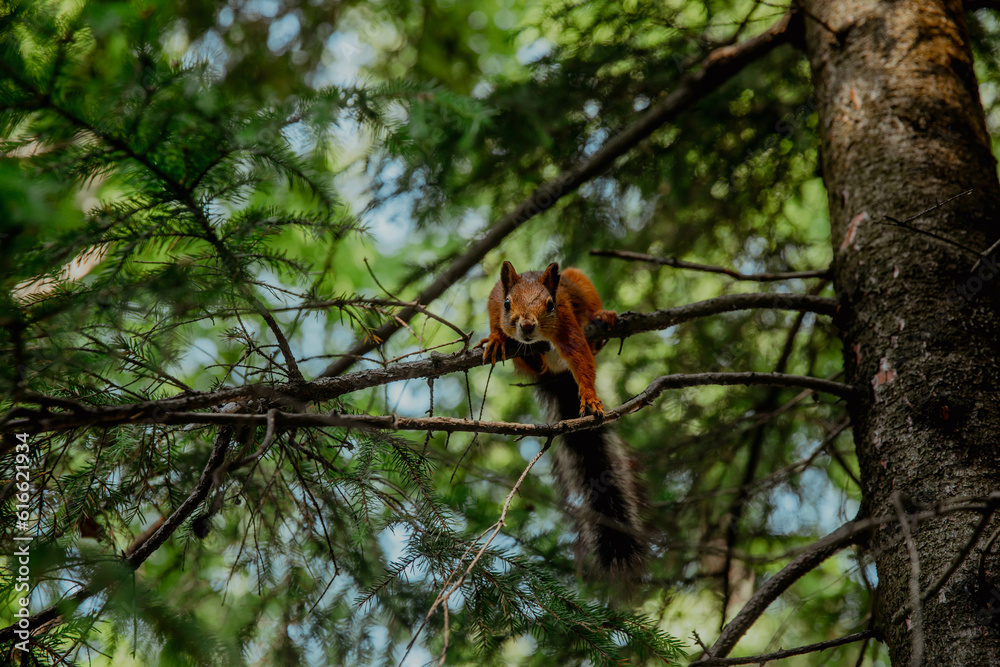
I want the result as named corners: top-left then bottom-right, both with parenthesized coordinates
top-left (2, 1), bottom-right (999, 665)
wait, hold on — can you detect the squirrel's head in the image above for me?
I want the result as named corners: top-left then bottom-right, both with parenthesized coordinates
top-left (499, 261), bottom-right (560, 344)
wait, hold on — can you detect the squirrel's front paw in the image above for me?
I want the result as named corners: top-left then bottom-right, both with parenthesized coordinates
top-left (479, 333), bottom-right (507, 365)
top-left (589, 310), bottom-right (618, 353)
top-left (591, 309), bottom-right (617, 329)
top-left (579, 395), bottom-right (605, 419)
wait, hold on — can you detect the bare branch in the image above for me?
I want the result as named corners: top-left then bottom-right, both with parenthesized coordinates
top-left (230, 408), bottom-right (280, 469)
top-left (970, 234), bottom-right (1000, 275)
top-left (659, 417), bottom-right (850, 511)
top-left (720, 299), bottom-right (819, 626)
top-left (892, 492), bottom-right (924, 667)
top-left (0, 428), bottom-right (234, 644)
top-left (125, 429), bottom-right (232, 566)
top-left (879, 189), bottom-right (981, 259)
top-left (6, 372), bottom-right (857, 435)
top-left (889, 188), bottom-right (974, 226)
top-left (255, 306), bottom-right (303, 382)
top-left (691, 491), bottom-right (1000, 665)
top-left (693, 629), bottom-right (875, 666)
top-left (882, 491), bottom-right (1000, 631)
top-left (607, 293), bottom-right (836, 339)
top-left (3, 292), bottom-right (840, 435)
top-left (591, 249), bottom-right (831, 282)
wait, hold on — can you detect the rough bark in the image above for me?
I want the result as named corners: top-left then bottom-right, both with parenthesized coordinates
top-left (802, 1), bottom-right (1000, 664)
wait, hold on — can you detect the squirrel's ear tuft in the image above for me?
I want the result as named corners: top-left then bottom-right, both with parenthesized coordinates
top-left (541, 262), bottom-right (560, 296)
top-left (500, 261), bottom-right (520, 292)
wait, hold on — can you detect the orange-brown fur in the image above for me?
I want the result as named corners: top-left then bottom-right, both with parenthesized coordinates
top-left (480, 261), bottom-right (617, 417)
top-left (479, 261), bottom-right (647, 578)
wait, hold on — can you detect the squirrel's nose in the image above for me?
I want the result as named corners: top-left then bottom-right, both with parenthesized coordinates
top-left (520, 321), bottom-right (536, 335)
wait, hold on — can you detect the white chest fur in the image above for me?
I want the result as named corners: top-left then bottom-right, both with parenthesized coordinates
top-left (543, 348), bottom-right (570, 374)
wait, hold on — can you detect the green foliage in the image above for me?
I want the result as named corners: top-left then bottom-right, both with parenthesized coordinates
top-left (7, 0), bottom-right (994, 666)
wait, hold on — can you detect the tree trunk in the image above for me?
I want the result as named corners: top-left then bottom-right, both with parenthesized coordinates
top-left (802, 1), bottom-right (1000, 664)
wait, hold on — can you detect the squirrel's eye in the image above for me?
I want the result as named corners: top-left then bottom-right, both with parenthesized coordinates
top-left (546, 299), bottom-right (555, 313)
top-left (503, 298), bottom-right (511, 311)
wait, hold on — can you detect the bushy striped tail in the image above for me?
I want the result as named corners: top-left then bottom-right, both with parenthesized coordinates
top-left (538, 372), bottom-right (648, 578)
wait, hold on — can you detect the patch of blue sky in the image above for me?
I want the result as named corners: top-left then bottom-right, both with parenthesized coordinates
top-left (185, 28), bottom-right (227, 75)
top-left (386, 379), bottom-right (432, 417)
top-left (366, 189), bottom-right (419, 254)
top-left (767, 464), bottom-right (857, 538)
top-left (296, 316), bottom-right (334, 378)
top-left (177, 337), bottom-right (220, 389)
top-left (268, 12), bottom-right (300, 53)
top-left (516, 38), bottom-right (551, 65)
top-left (378, 523), bottom-right (408, 565)
top-left (315, 31), bottom-right (376, 88)
top-left (281, 120), bottom-right (312, 157)
top-left (243, 0), bottom-right (279, 20)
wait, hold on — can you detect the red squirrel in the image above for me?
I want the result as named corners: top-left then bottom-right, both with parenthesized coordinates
top-left (480, 261), bottom-right (617, 417)
top-left (479, 261), bottom-right (647, 579)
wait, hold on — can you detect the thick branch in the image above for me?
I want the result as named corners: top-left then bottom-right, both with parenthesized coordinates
top-left (4, 372), bottom-right (857, 435)
top-left (0, 429), bottom-right (233, 645)
top-left (691, 492), bottom-right (1000, 665)
top-left (124, 428), bottom-right (232, 565)
top-left (318, 12), bottom-right (800, 379)
top-left (719, 301), bottom-right (817, 627)
top-left (2, 292), bottom-right (838, 435)
top-left (693, 630), bottom-right (875, 666)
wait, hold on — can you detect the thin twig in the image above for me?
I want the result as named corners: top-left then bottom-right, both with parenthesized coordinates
top-left (785, 0), bottom-right (843, 41)
top-left (976, 523), bottom-right (1000, 603)
top-left (255, 306), bottom-right (304, 381)
top-left (892, 492), bottom-right (924, 667)
top-left (436, 599), bottom-right (450, 667)
top-left (970, 234), bottom-right (1000, 275)
top-left (383, 335), bottom-right (471, 364)
top-left (230, 408), bottom-right (280, 469)
top-left (893, 189), bottom-right (974, 226)
top-left (693, 629), bottom-right (875, 666)
top-left (690, 491), bottom-right (1000, 666)
top-left (658, 417), bottom-right (850, 511)
top-left (854, 634), bottom-right (872, 667)
top-left (720, 296), bottom-right (820, 627)
top-left (880, 217), bottom-right (983, 258)
top-left (879, 189), bottom-right (981, 258)
top-left (401, 438), bottom-right (554, 665)
top-left (907, 504), bottom-right (996, 618)
top-left (591, 249), bottom-right (830, 281)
